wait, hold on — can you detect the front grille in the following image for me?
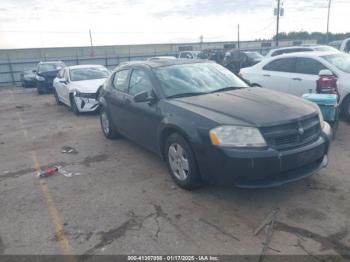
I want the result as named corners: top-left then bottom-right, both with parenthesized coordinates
top-left (75, 92), bottom-right (97, 99)
top-left (260, 114), bottom-right (321, 150)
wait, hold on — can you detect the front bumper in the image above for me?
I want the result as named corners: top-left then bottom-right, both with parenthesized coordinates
top-left (36, 80), bottom-right (55, 92)
top-left (74, 96), bottom-right (99, 112)
top-left (195, 122), bottom-right (332, 188)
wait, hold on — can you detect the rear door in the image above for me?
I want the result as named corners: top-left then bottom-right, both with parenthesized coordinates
top-left (289, 57), bottom-right (328, 96)
top-left (257, 57), bottom-right (296, 93)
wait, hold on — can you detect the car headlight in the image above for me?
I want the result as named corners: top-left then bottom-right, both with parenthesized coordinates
top-left (36, 75), bottom-right (45, 81)
top-left (316, 106), bottom-right (325, 129)
top-left (74, 91), bottom-right (96, 99)
top-left (209, 126), bottom-right (267, 148)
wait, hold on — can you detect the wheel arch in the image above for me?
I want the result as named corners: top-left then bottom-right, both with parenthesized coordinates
top-left (340, 92), bottom-right (350, 114)
top-left (158, 125), bottom-right (194, 161)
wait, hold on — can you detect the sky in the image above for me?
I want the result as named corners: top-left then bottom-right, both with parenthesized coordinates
top-left (0, 0), bottom-right (349, 49)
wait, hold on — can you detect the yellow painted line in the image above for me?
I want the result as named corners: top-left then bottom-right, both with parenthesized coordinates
top-left (11, 89), bottom-right (74, 258)
top-left (31, 152), bottom-right (73, 255)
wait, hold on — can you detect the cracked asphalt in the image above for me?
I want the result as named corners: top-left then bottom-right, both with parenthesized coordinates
top-left (0, 87), bottom-right (350, 257)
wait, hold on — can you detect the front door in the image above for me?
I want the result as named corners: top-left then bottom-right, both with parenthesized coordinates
top-left (106, 69), bottom-right (130, 135)
top-left (123, 68), bottom-right (161, 153)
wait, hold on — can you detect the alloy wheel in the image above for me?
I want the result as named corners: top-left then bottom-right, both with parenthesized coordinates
top-left (101, 111), bottom-right (110, 135)
top-left (168, 143), bottom-right (190, 181)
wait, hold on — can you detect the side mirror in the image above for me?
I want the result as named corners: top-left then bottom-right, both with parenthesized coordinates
top-left (134, 90), bottom-right (156, 103)
top-left (33, 70), bottom-right (37, 73)
top-left (59, 79), bottom-right (68, 85)
top-left (319, 69), bottom-right (334, 77)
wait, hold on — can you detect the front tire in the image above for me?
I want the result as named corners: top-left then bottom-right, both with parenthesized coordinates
top-left (165, 133), bottom-right (202, 190)
top-left (100, 107), bottom-right (120, 139)
top-left (70, 96), bottom-right (80, 115)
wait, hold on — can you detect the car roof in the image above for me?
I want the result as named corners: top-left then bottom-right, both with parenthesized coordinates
top-left (117, 59), bottom-right (211, 69)
top-left (268, 51), bottom-right (340, 59)
top-left (39, 61), bottom-right (64, 64)
top-left (147, 56), bottom-right (177, 60)
top-left (66, 64), bottom-right (105, 70)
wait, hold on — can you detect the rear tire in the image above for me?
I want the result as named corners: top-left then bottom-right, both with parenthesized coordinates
top-left (100, 107), bottom-right (120, 139)
top-left (165, 133), bottom-right (202, 190)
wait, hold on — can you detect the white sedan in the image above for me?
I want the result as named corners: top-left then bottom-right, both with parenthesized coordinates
top-left (53, 65), bottom-right (110, 114)
top-left (240, 52), bottom-right (350, 120)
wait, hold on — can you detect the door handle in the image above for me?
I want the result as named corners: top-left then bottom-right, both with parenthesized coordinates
top-left (263, 74), bottom-right (271, 77)
top-left (292, 77), bottom-right (302, 81)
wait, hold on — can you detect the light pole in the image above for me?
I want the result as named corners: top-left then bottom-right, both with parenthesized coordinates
top-left (237, 24), bottom-right (240, 49)
top-left (89, 29), bottom-right (94, 57)
top-left (326, 0), bottom-right (331, 43)
top-left (275, 0), bottom-right (281, 47)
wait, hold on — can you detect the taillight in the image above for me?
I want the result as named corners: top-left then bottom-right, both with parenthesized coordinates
top-left (316, 75), bottom-right (338, 95)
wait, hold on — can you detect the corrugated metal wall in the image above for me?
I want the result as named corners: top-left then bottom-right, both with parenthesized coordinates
top-left (0, 39), bottom-right (317, 87)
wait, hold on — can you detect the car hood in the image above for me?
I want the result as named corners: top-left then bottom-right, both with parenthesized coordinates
top-left (38, 70), bottom-right (59, 78)
top-left (71, 78), bottom-right (106, 93)
top-left (169, 88), bottom-right (317, 126)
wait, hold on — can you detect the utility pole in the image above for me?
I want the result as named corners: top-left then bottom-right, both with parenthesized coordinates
top-left (275, 0), bottom-right (281, 47)
top-left (237, 24), bottom-right (240, 49)
top-left (89, 29), bottom-right (94, 57)
top-left (326, 0), bottom-right (331, 43)
top-left (199, 35), bottom-right (204, 51)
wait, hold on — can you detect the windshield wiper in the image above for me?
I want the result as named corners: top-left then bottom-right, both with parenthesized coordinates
top-left (167, 92), bottom-right (208, 99)
top-left (210, 86), bottom-right (241, 93)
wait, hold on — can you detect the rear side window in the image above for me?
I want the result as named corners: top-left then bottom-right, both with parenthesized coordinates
top-left (295, 58), bottom-right (327, 75)
top-left (112, 70), bottom-right (129, 92)
top-left (263, 58), bottom-right (295, 73)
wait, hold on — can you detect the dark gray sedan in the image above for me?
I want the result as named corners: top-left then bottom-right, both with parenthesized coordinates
top-left (99, 59), bottom-right (331, 189)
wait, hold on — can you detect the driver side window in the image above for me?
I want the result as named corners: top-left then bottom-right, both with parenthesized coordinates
top-left (129, 69), bottom-right (153, 96)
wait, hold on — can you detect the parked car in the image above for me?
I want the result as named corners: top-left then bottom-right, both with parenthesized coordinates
top-left (224, 50), bottom-right (264, 74)
top-left (147, 56), bottom-right (177, 61)
top-left (34, 61), bottom-right (65, 94)
top-left (240, 52), bottom-right (350, 119)
top-left (329, 38), bottom-right (350, 53)
top-left (265, 45), bottom-right (339, 58)
top-left (53, 65), bottom-right (110, 114)
top-left (198, 49), bottom-right (225, 64)
top-left (178, 51), bottom-right (201, 59)
top-left (99, 59), bottom-right (331, 189)
top-left (20, 70), bottom-right (36, 88)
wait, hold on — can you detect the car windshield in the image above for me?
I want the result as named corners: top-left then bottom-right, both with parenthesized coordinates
top-left (38, 63), bottom-right (63, 73)
top-left (323, 53), bottom-right (350, 73)
top-left (70, 67), bottom-right (110, 81)
top-left (154, 62), bottom-right (248, 98)
top-left (245, 52), bottom-right (263, 59)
